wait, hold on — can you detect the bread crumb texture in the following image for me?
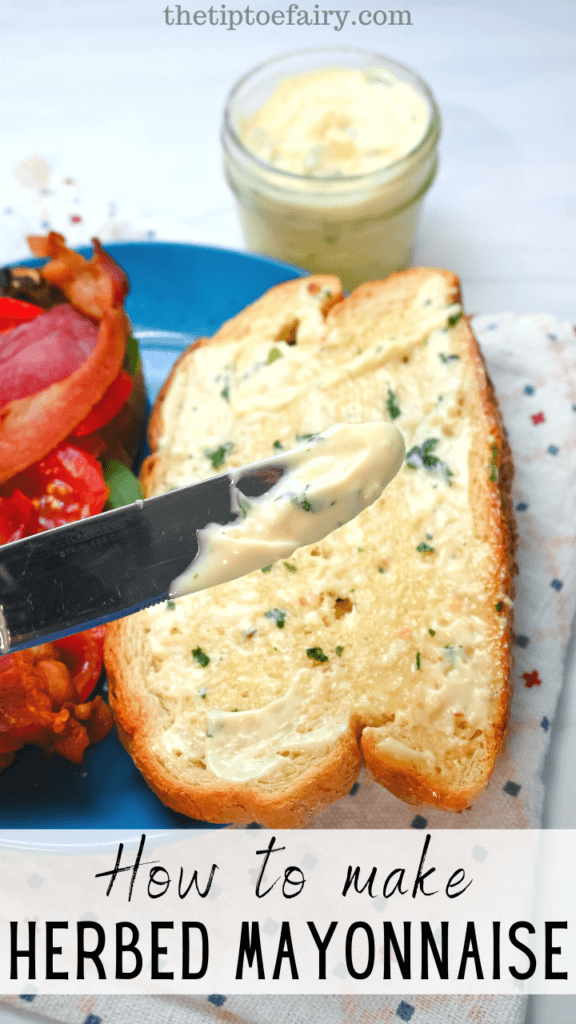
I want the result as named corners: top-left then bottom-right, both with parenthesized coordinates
top-left (106, 270), bottom-right (514, 827)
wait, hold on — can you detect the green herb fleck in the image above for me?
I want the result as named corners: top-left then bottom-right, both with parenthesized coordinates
top-left (405, 438), bottom-right (453, 485)
top-left (416, 541), bottom-right (435, 554)
top-left (237, 496), bottom-right (250, 519)
top-left (306, 647), bottom-right (329, 663)
top-left (192, 646), bottom-right (210, 668)
top-left (387, 388), bottom-right (401, 420)
top-left (496, 601), bottom-right (504, 613)
top-left (406, 437), bottom-right (440, 468)
top-left (296, 432), bottom-right (318, 442)
top-left (489, 444), bottom-right (499, 482)
top-left (284, 562), bottom-right (297, 573)
top-left (439, 353), bottom-right (460, 364)
top-left (268, 346), bottom-right (282, 365)
top-left (292, 494), bottom-right (312, 512)
top-left (377, 566), bottom-right (386, 574)
top-left (231, 708), bottom-right (240, 713)
top-left (447, 311), bottom-right (463, 328)
top-left (166, 600), bottom-right (176, 611)
top-left (416, 652), bottom-right (421, 670)
top-left (261, 565), bottom-right (272, 573)
top-left (220, 384), bottom-right (230, 402)
top-left (428, 628), bottom-right (436, 636)
top-left (273, 440), bottom-right (284, 450)
top-left (264, 608), bottom-right (287, 629)
top-left (205, 441), bottom-right (233, 470)
top-left (198, 686), bottom-right (208, 699)
top-left (335, 645), bottom-right (344, 657)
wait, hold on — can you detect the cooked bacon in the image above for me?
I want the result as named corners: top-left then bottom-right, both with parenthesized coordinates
top-left (0, 307), bottom-right (126, 484)
top-left (0, 305), bottom-right (99, 409)
top-left (27, 233), bottom-right (129, 318)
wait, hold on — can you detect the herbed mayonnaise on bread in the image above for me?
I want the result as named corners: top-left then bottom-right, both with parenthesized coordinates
top-left (105, 269), bottom-right (515, 828)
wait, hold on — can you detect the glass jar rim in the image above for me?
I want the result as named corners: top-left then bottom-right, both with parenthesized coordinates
top-left (222, 45), bottom-right (441, 187)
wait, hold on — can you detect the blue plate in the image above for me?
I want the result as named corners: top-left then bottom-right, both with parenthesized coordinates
top-left (0, 241), bottom-right (305, 830)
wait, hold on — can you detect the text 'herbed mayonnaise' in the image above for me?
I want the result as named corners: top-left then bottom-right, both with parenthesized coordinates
top-left (170, 421), bottom-right (405, 597)
top-left (222, 49), bottom-right (441, 289)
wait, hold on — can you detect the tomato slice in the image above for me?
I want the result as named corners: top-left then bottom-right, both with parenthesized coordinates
top-left (53, 625), bottom-right (107, 703)
top-left (0, 297), bottom-right (43, 333)
top-left (0, 489), bottom-right (34, 543)
top-left (11, 442), bottom-right (109, 532)
top-left (72, 369), bottom-right (133, 437)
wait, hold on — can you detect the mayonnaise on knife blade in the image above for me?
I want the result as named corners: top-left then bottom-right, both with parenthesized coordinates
top-left (170, 421), bottom-right (405, 597)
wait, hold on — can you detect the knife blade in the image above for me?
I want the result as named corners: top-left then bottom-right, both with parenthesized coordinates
top-left (0, 458), bottom-right (284, 656)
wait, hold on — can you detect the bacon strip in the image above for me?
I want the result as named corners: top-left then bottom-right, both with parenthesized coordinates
top-left (27, 232), bottom-right (129, 319)
top-left (0, 308), bottom-right (127, 484)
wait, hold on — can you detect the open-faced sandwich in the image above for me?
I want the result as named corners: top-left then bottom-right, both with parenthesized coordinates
top-left (0, 233), bottom-right (145, 771)
top-left (106, 268), bottom-right (516, 827)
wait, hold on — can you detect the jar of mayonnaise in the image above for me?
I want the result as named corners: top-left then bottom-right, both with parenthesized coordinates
top-left (222, 48), bottom-right (441, 291)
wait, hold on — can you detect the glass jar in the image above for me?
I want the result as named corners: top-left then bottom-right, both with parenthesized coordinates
top-left (222, 47), bottom-right (441, 292)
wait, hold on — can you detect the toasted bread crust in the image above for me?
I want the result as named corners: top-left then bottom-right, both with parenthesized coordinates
top-left (106, 269), bottom-right (516, 826)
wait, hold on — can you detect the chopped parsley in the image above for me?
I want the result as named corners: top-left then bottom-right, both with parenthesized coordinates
top-left (220, 384), bottom-right (230, 402)
top-left (192, 646), bottom-right (210, 668)
top-left (489, 444), bottom-right (499, 483)
top-left (268, 346), bottom-right (282, 364)
top-left (406, 437), bottom-right (440, 468)
top-left (447, 311), bottom-right (463, 329)
top-left (416, 652), bottom-right (421, 670)
top-left (496, 601), bottom-right (504, 613)
top-left (416, 541), bottom-right (435, 554)
top-left (296, 432), bottom-right (318, 442)
top-left (306, 647), bottom-right (329, 663)
top-left (261, 565), bottom-right (272, 573)
top-left (335, 645), bottom-right (344, 657)
top-left (264, 608), bottom-right (287, 629)
top-left (428, 628), bottom-right (436, 636)
top-left (405, 438), bottom-right (453, 485)
top-left (439, 353), bottom-right (460, 364)
top-left (283, 561), bottom-right (297, 573)
top-left (273, 440), bottom-right (284, 450)
top-left (198, 687), bottom-right (208, 699)
top-left (166, 600), bottom-right (176, 611)
top-left (377, 566), bottom-right (386, 574)
top-left (292, 494), bottom-right (312, 512)
top-left (205, 441), bottom-right (233, 470)
top-left (387, 388), bottom-right (401, 420)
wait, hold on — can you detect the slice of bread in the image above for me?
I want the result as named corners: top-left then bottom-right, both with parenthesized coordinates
top-left (105, 269), bottom-right (516, 827)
